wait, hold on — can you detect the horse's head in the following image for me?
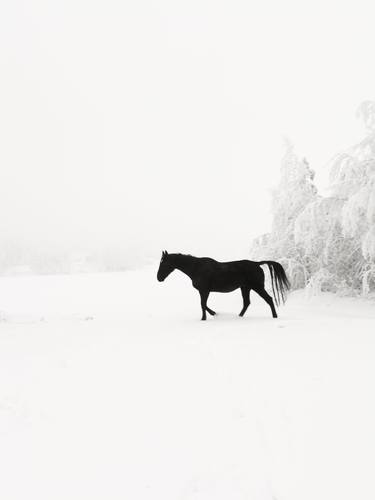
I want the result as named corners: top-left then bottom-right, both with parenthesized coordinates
top-left (157, 250), bottom-right (175, 282)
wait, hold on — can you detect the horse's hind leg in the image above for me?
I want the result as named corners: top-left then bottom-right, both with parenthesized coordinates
top-left (254, 287), bottom-right (277, 318)
top-left (239, 287), bottom-right (251, 317)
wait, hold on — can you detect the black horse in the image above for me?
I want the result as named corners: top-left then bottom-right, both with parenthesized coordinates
top-left (157, 251), bottom-right (290, 320)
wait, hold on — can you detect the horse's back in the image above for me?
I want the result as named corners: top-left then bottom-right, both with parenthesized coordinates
top-left (198, 258), bottom-right (262, 275)
top-left (220, 258), bottom-right (258, 266)
top-left (218, 259), bottom-right (262, 272)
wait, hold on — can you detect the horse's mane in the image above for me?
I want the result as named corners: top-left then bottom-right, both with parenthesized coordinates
top-left (173, 253), bottom-right (217, 263)
top-left (172, 252), bottom-right (196, 261)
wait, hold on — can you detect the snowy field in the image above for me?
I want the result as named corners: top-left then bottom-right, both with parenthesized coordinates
top-left (0, 265), bottom-right (375, 500)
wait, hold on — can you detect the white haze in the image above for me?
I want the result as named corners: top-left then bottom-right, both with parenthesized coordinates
top-left (1, 0), bottom-right (374, 269)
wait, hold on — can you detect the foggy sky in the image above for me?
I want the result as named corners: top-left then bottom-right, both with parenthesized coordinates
top-left (1, 0), bottom-right (374, 264)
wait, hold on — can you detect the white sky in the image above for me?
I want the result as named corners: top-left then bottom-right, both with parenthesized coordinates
top-left (1, 0), bottom-right (374, 262)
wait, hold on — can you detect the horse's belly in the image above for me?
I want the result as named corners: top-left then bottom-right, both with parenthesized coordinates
top-left (208, 272), bottom-right (245, 293)
top-left (211, 284), bottom-right (239, 293)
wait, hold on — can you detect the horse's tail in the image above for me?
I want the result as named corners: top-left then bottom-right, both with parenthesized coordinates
top-left (258, 261), bottom-right (291, 307)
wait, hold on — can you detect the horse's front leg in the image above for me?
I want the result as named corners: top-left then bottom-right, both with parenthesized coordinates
top-left (239, 287), bottom-right (251, 317)
top-left (206, 305), bottom-right (216, 316)
top-left (199, 289), bottom-right (210, 320)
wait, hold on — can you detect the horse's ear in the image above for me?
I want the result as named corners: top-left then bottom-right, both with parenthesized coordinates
top-left (165, 250), bottom-right (168, 255)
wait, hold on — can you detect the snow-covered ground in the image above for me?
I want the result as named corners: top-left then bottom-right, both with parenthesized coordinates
top-left (0, 265), bottom-right (374, 500)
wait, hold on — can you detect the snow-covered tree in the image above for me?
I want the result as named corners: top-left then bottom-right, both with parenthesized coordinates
top-left (294, 195), bottom-right (362, 294)
top-left (327, 101), bottom-right (375, 294)
top-left (250, 140), bottom-right (318, 288)
top-left (251, 102), bottom-right (375, 296)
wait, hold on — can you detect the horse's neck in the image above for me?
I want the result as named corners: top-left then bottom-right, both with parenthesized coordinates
top-left (174, 255), bottom-right (197, 280)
